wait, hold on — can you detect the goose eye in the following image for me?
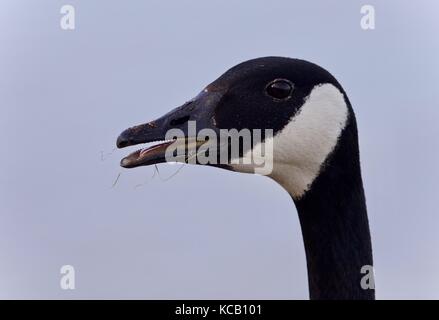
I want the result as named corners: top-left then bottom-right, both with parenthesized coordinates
top-left (265, 79), bottom-right (293, 100)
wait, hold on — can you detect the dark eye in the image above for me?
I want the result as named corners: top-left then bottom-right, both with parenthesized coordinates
top-left (265, 79), bottom-right (293, 100)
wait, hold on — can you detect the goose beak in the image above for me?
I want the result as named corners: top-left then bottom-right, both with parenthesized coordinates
top-left (116, 90), bottom-right (222, 169)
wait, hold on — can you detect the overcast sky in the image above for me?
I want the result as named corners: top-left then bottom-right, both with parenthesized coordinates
top-left (0, 0), bottom-right (438, 299)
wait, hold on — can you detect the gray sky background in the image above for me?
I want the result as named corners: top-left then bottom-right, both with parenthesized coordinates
top-left (0, 0), bottom-right (438, 299)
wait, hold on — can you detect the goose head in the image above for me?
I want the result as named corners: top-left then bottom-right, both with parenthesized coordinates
top-left (117, 56), bottom-right (352, 200)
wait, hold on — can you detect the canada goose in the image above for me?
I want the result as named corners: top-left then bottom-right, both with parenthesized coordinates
top-left (116, 57), bottom-right (374, 300)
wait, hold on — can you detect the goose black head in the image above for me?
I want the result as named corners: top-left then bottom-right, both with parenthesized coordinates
top-left (117, 56), bottom-right (355, 200)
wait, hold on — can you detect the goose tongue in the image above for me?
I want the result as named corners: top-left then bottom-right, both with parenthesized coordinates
top-left (120, 140), bottom-right (175, 168)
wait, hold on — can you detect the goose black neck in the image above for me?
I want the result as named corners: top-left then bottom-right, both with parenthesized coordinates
top-left (294, 117), bottom-right (374, 300)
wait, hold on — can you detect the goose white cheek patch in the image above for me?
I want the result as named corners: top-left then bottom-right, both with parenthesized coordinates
top-left (269, 83), bottom-right (349, 199)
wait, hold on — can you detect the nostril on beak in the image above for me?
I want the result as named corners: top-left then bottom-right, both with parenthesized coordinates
top-left (170, 115), bottom-right (190, 127)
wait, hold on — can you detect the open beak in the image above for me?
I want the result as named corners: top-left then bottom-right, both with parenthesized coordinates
top-left (116, 90), bottom-right (222, 169)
